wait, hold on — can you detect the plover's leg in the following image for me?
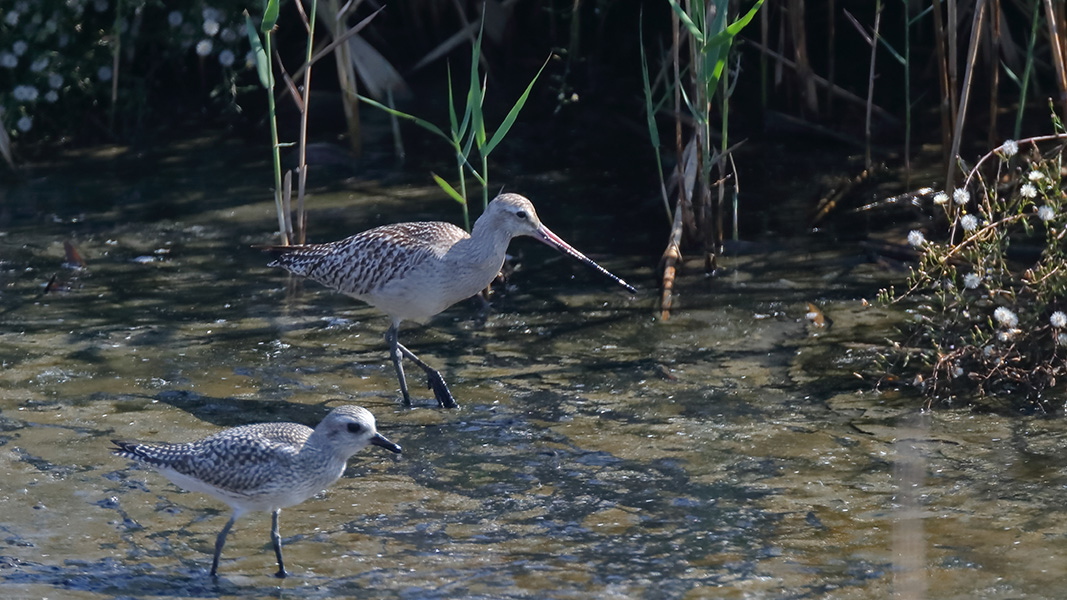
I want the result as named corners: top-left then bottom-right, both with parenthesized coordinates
top-left (210, 513), bottom-right (238, 577)
top-left (271, 508), bottom-right (287, 578)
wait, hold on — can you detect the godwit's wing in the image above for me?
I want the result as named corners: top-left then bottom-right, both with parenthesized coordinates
top-left (267, 222), bottom-right (468, 299)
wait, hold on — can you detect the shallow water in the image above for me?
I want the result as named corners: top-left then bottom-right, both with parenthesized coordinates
top-left (2, 138), bottom-right (1067, 599)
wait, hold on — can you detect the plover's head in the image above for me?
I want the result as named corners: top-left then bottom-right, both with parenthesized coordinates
top-left (316, 405), bottom-right (401, 457)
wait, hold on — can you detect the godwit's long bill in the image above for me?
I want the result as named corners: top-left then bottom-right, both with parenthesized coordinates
top-left (531, 223), bottom-right (637, 294)
top-left (265, 193), bottom-right (635, 408)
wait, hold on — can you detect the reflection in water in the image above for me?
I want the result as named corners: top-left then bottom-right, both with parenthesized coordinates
top-left (1, 142), bottom-right (1066, 598)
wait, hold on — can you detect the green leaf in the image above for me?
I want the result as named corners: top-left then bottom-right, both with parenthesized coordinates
top-left (639, 12), bottom-right (661, 150)
top-left (704, 43), bottom-right (728, 85)
top-left (729, 0), bottom-right (765, 35)
top-left (357, 94), bottom-right (451, 142)
top-left (244, 13), bottom-right (270, 88)
top-left (468, 18), bottom-right (487, 148)
top-left (484, 54), bottom-right (550, 156)
top-left (461, 121), bottom-right (477, 159)
top-left (704, 0), bottom-right (765, 51)
top-left (876, 33), bottom-right (906, 66)
top-left (432, 173), bottom-right (468, 206)
top-left (457, 80), bottom-right (474, 143)
top-left (447, 62), bottom-right (460, 138)
top-left (468, 74), bottom-right (485, 149)
top-left (261, 0), bottom-right (280, 33)
top-left (667, 0), bottom-right (705, 44)
top-left (1001, 59), bottom-right (1021, 87)
top-left (701, 0), bottom-right (765, 91)
top-left (909, 4), bottom-right (934, 27)
top-left (640, 7), bottom-right (673, 222)
top-left (678, 83), bottom-right (705, 127)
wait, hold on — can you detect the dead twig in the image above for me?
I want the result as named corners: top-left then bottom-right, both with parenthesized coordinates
top-left (660, 203), bottom-right (684, 320)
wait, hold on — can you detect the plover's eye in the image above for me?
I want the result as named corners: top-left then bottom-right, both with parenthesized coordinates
top-left (516, 210), bottom-right (527, 220)
top-left (347, 423), bottom-right (363, 434)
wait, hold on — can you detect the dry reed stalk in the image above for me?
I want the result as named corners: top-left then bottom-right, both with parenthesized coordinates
top-left (686, 0), bottom-right (707, 267)
top-left (787, 0), bottom-right (818, 114)
top-left (947, 0), bottom-right (959, 117)
top-left (760, 0), bottom-right (768, 108)
top-left (1058, 1), bottom-right (1067, 92)
top-left (945, 0), bottom-right (986, 198)
top-left (110, 22), bottom-right (120, 131)
top-left (287, 7), bottom-right (382, 83)
top-left (1043, 0), bottom-right (1067, 118)
top-left (293, 0), bottom-right (318, 244)
top-left (660, 203), bottom-right (684, 321)
top-left (986, 0), bottom-right (1001, 150)
top-left (864, 1), bottom-right (882, 171)
top-left (268, 43), bottom-right (307, 240)
top-left (775, 4), bottom-right (785, 88)
top-left (329, 0), bottom-right (362, 158)
top-left (282, 169), bottom-right (294, 243)
top-left (659, 4), bottom-right (684, 318)
top-left (748, 41), bottom-right (896, 122)
top-left (679, 137), bottom-right (699, 241)
top-left (826, 0), bottom-right (835, 112)
top-left (688, 0), bottom-right (711, 268)
top-left (674, 10), bottom-right (689, 234)
top-left (931, 0), bottom-right (954, 166)
top-left (274, 50), bottom-right (304, 107)
top-left (0, 122), bottom-right (14, 171)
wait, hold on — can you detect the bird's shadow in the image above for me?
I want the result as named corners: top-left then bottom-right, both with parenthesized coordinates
top-left (0, 554), bottom-right (371, 598)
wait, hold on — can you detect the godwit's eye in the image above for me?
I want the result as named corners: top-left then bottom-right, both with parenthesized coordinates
top-left (347, 422), bottom-right (364, 434)
top-left (516, 210), bottom-right (528, 220)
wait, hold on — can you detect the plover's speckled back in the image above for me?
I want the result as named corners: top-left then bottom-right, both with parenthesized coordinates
top-left (112, 405), bottom-right (401, 578)
top-left (264, 193), bottom-right (636, 409)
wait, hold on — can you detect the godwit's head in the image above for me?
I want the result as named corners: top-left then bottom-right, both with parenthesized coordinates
top-left (478, 193), bottom-right (544, 239)
top-left (481, 193), bottom-right (637, 294)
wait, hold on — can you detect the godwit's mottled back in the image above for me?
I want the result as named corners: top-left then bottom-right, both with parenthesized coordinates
top-left (266, 193), bottom-right (636, 408)
top-left (111, 405), bottom-right (401, 578)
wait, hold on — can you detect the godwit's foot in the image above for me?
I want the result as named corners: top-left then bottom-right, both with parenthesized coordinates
top-left (386, 324), bottom-right (459, 409)
top-left (399, 343), bottom-right (458, 408)
top-left (424, 369), bottom-right (458, 409)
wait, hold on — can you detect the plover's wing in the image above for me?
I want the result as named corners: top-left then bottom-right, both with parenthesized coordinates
top-left (112, 423), bottom-right (308, 495)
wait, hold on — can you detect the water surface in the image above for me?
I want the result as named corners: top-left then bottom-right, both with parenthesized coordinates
top-left (1, 138), bottom-right (1066, 599)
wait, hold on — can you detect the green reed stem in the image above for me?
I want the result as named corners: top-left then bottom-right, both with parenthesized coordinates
top-left (264, 29), bottom-right (285, 243)
top-left (902, 0), bottom-right (911, 182)
top-left (1015, 0), bottom-right (1042, 139)
top-left (295, 0), bottom-right (318, 244)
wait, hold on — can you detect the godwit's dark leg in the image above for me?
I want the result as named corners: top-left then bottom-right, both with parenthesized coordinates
top-left (397, 341), bottom-right (457, 409)
top-left (386, 322), bottom-right (458, 409)
top-left (270, 508), bottom-right (287, 578)
top-left (211, 513), bottom-right (238, 577)
top-left (385, 322), bottom-right (413, 406)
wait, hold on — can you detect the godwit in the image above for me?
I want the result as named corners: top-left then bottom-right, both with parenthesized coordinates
top-left (265, 193), bottom-right (635, 408)
top-left (112, 405), bottom-right (401, 578)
